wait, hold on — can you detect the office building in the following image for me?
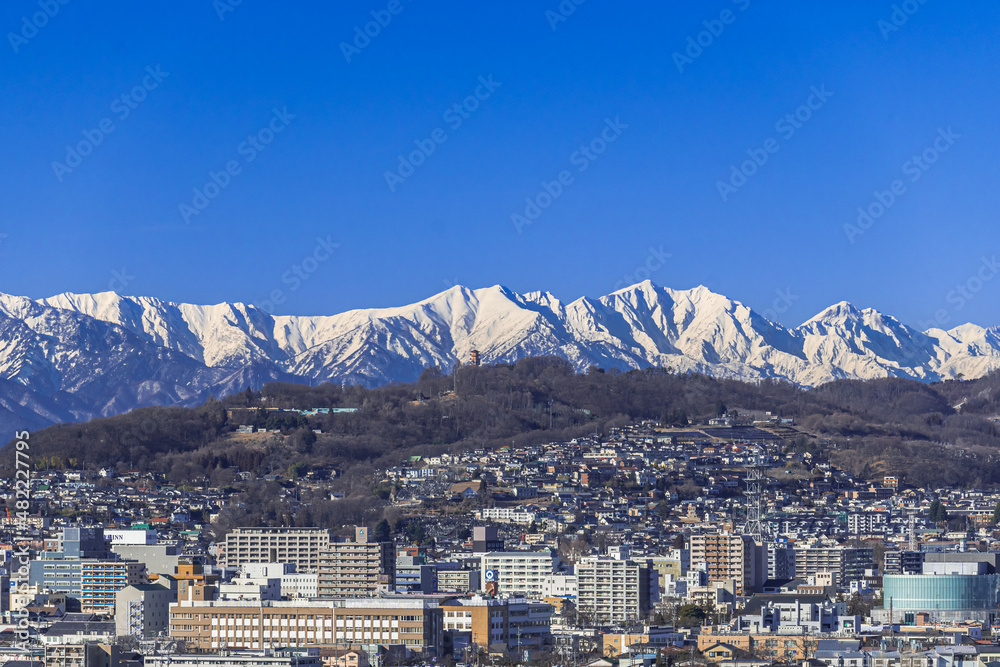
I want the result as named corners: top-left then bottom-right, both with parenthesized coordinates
top-left (29, 559), bottom-right (83, 595)
top-left (169, 597), bottom-right (443, 654)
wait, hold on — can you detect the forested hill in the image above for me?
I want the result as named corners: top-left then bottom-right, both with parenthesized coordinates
top-left (5, 357), bottom-right (1000, 488)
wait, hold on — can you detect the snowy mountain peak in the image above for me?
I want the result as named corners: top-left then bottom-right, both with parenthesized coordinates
top-left (803, 300), bottom-right (865, 326)
top-left (2, 282), bottom-right (1000, 433)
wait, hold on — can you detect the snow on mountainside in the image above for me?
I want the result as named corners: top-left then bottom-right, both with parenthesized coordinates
top-left (0, 281), bottom-right (992, 432)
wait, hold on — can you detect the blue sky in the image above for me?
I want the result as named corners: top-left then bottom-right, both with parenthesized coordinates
top-left (1, 1), bottom-right (998, 330)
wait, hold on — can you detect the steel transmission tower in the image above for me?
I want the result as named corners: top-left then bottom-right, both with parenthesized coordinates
top-left (742, 447), bottom-right (770, 543)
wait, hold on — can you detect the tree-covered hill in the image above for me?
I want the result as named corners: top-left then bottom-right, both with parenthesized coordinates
top-left (4, 357), bottom-right (1000, 488)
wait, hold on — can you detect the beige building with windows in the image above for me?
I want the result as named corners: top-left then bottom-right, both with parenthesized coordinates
top-left (690, 534), bottom-right (761, 596)
top-left (220, 527), bottom-right (330, 573)
top-left (44, 642), bottom-right (119, 667)
top-left (440, 595), bottom-right (552, 652)
top-left (317, 526), bottom-right (395, 597)
top-left (168, 597), bottom-right (442, 654)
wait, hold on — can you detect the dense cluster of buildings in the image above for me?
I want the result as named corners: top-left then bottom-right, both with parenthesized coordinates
top-left (5, 418), bottom-right (1000, 666)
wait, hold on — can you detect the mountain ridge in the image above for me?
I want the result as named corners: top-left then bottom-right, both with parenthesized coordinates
top-left (0, 281), bottom-right (994, 433)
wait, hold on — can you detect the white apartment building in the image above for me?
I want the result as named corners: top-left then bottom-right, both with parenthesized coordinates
top-left (540, 573), bottom-right (577, 598)
top-left (480, 550), bottom-right (561, 599)
top-left (576, 547), bottom-right (653, 625)
top-left (478, 508), bottom-right (537, 525)
top-left (848, 512), bottom-right (888, 535)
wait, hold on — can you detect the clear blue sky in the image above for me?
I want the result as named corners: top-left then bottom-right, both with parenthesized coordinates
top-left (1, 1), bottom-right (998, 329)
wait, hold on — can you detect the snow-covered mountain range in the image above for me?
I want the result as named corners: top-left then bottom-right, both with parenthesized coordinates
top-left (1, 281), bottom-right (998, 432)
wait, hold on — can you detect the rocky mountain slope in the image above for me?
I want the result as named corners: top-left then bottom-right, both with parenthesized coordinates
top-left (0, 281), bottom-right (995, 432)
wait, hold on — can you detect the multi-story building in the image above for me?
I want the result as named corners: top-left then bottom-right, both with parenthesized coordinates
top-left (767, 543), bottom-right (796, 581)
top-left (841, 548), bottom-right (875, 584)
top-left (789, 545), bottom-right (873, 586)
top-left (436, 565), bottom-right (480, 594)
top-left (169, 597), bottom-right (443, 654)
top-left (540, 573), bottom-right (577, 598)
top-left (690, 534), bottom-right (761, 595)
top-left (221, 527), bottom-right (330, 573)
top-left (848, 512), bottom-right (888, 535)
top-left (478, 508), bottom-right (536, 525)
top-left (395, 555), bottom-right (436, 594)
top-left (472, 527), bottom-right (504, 554)
top-left (576, 547), bottom-right (652, 625)
top-left (115, 581), bottom-right (177, 638)
top-left (793, 545), bottom-right (845, 586)
top-left (29, 558), bottom-right (83, 595)
top-left (280, 572), bottom-right (319, 598)
top-left (174, 558), bottom-right (219, 602)
top-left (80, 560), bottom-right (146, 613)
top-left (479, 550), bottom-right (561, 600)
top-left (111, 543), bottom-right (180, 578)
top-left (317, 527), bottom-right (394, 597)
top-left (733, 593), bottom-right (858, 634)
top-left (61, 527), bottom-right (110, 559)
top-left (440, 595), bottom-right (552, 654)
top-left (879, 572), bottom-right (1000, 624)
top-left (43, 641), bottom-right (119, 667)
top-left (883, 551), bottom-right (924, 575)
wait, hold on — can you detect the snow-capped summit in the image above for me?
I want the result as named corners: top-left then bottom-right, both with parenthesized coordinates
top-left (2, 281), bottom-right (999, 432)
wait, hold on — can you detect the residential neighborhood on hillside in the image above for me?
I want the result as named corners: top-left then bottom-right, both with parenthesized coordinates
top-left (5, 414), bottom-right (1000, 666)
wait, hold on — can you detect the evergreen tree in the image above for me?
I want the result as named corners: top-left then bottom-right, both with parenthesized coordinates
top-left (928, 499), bottom-right (949, 523)
top-left (372, 518), bottom-right (391, 543)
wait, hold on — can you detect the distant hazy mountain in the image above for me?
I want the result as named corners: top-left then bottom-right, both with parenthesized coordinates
top-left (0, 281), bottom-right (997, 432)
